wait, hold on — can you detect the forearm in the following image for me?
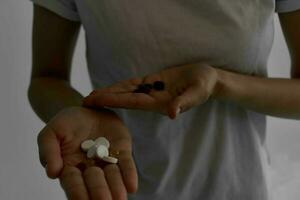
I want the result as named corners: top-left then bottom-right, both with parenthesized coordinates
top-left (214, 68), bottom-right (300, 119)
top-left (28, 77), bottom-right (84, 123)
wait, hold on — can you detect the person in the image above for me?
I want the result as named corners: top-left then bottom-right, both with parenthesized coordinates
top-left (27, 0), bottom-right (300, 199)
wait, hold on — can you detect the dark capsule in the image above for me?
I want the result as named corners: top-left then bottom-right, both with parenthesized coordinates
top-left (153, 81), bottom-right (165, 91)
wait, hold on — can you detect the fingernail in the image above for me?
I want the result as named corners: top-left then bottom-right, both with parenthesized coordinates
top-left (176, 107), bottom-right (181, 116)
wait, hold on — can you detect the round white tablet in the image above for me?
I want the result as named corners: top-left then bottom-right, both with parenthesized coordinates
top-left (96, 145), bottom-right (109, 159)
top-left (102, 156), bottom-right (118, 164)
top-left (87, 146), bottom-right (97, 158)
top-left (81, 140), bottom-right (95, 152)
top-left (95, 137), bottom-right (110, 148)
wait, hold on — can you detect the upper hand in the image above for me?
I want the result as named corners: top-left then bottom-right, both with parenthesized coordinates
top-left (37, 106), bottom-right (138, 200)
top-left (82, 63), bottom-right (219, 119)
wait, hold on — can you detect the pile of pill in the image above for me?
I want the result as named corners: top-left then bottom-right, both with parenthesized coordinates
top-left (81, 137), bottom-right (118, 164)
top-left (133, 81), bottom-right (165, 94)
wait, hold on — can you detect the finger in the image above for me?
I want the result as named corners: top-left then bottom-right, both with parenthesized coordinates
top-left (103, 164), bottom-right (127, 200)
top-left (91, 84), bottom-right (135, 94)
top-left (59, 166), bottom-right (89, 200)
top-left (89, 78), bottom-right (143, 95)
top-left (118, 151), bottom-right (138, 193)
top-left (82, 92), bottom-right (157, 111)
top-left (83, 166), bottom-right (112, 200)
top-left (37, 127), bottom-right (63, 179)
top-left (168, 84), bottom-right (203, 119)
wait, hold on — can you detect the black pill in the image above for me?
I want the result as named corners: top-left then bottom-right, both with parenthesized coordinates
top-left (153, 81), bottom-right (165, 91)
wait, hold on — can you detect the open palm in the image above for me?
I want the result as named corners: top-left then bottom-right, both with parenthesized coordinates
top-left (38, 106), bottom-right (137, 200)
top-left (82, 63), bottom-right (218, 119)
top-left (83, 76), bottom-right (175, 116)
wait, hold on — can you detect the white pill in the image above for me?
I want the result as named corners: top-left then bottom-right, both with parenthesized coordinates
top-left (95, 137), bottom-right (110, 148)
top-left (87, 146), bottom-right (97, 158)
top-left (102, 156), bottom-right (118, 164)
top-left (81, 140), bottom-right (95, 152)
top-left (96, 145), bottom-right (109, 159)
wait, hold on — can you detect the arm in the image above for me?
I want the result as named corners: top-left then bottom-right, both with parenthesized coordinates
top-left (81, 10), bottom-right (300, 120)
top-left (28, 4), bottom-right (83, 123)
top-left (214, 10), bottom-right (300, 119)
top-left (28, 5), bottom-right (138, 198)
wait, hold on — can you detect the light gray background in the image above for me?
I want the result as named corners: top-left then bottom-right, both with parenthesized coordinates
top-left (0, 0), bottom-right (299, 199)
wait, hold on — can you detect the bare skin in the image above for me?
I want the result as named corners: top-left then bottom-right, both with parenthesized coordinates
top-left (82, 63), bottom-right (218, 119)
top-left (29, 3), bottom-right (300, 200)
top-left (82, 10), bottom-right (300, 120)
top-left (38, 106), bottom-right (138, 200)
top-left (28, 5), bottom-right (138, 200)
top-left (82, 60), bottom-right (300, 120)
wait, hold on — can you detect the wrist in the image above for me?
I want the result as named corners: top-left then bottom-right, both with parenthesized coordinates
top-left (212, 68), bottom-right (232, 101)
top-left (213, 68), bottom-right (253, 104)
top-left (213, 68), bottom-right (242, 101)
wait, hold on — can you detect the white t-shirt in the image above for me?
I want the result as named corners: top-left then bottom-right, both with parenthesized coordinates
top-left (29, 0), bottom-right (300, 199)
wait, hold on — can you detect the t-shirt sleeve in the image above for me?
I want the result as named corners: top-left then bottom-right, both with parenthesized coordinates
top-left (29, 0), bottom-right (80, 22)
top-left (275, 0), bottom-right (300, 13)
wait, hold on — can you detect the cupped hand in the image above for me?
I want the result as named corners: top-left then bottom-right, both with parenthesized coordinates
top-left (82, 63), bottom-right (219, 119)
top-left (37, 106), bottom-right (138, 200)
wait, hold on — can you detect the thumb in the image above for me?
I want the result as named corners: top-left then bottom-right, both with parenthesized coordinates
top-left (168, 85), bottom-right (202, 119)
top-left (37, 127), bottom-right (63, 179)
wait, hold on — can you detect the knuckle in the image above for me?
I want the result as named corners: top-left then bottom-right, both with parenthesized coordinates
top-left (61, 168), bottom-right (80, 179)
top-left (84, 166), bottom-right (103, 177)
top-left (194, 78), bottom-right (205, 88)
top-left (120, 160), bottom-right (135, 171)
top-left (64, 183), bottom-right (84, 193)
top-left (115, 191), bottom-right (127, 200)
top-left (104, 163), bottom-right (120, 172)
